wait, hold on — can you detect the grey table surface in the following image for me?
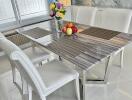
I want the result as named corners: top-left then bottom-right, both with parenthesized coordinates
top-left (17, 19), bottom-right (132, 70)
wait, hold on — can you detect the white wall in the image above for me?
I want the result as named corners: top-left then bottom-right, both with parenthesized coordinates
top-left (92, 0), bottom-right (132, 9)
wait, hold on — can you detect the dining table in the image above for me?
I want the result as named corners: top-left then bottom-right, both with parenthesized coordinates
top-left (17, 19), bottom-right (132, 84)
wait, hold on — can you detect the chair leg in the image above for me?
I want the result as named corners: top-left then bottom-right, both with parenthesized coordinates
top-left (21, 77), bottom-right (28, 94)
top-left (120, 49), bottom-right (124, 68)
top-left (104, 85), bottom-right (108, 100)
top-left (12, 66), bottom-right (16, 83)
top-left (31, 41), bottom-right (36, 49)
top-left (82, 70), bottom-right (86, 100)
top-left (47, 58), bottom-right (50, 62)
top-left (28, 85), bottom-right (33, 100)
top-left (83, 84), bottom-right (86, 100)
top-left (39, 62), bottom-right (43, 66)
top-left (79, 79), bottom-right (83, 98)
top-left (42, 97), bottom-right (46, 100)
top-left (59, 56), bottom-right (62, 61)
top-left (74, 78), bottom-right (80, 100)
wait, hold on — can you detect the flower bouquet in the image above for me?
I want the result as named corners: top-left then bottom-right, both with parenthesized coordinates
top-left (49, 2), bottom-right (66, 20)
top-left (49, 1), bottom-right (66, 32)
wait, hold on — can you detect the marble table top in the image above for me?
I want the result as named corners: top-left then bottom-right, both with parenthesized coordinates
top-left (17, 19), bottom-right (132, 70)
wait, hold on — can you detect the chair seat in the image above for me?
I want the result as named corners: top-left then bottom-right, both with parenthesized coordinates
top-left (23, 47), bottom-right (49, 64)
top-left (37, 60), bottom-right (79, 95)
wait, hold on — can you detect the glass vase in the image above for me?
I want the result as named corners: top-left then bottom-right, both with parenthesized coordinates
top-left (55, 19), bottom-right (63, 32)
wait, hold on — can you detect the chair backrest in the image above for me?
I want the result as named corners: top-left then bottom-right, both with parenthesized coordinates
top-left (0, 32), bottom-right (5, 38)
top-left (0, 37), bottom-right (21, 56)
top-left (10, 51), bottom-right (46, 99)
top-left (64, 6), bottom-right (72, 21)
top-left (64, 5), bottom-right (79, 22)
top-left (0, 33), bottom-right (5, 52)
top-left (94, 8), bottom-right (132, 33)
top-left (76, 6), bottom-right (97, 26)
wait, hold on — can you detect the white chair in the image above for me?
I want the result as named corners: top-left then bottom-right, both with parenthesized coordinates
top-left (0, 32), bottom-right (5, 38)
top-left (0, 32), bottom-right (49, 65)
top-left (64, 6), bottom-right (72, 21)
top-left (94, 8), bottom-right (132, 33)
top-left (63, 6), bottom-right (78, 22)
top-left (93, 8), bottom-right (127, 73)
top-left (76, 6), bottom-right (97, 26)
top-left (0, 34), bottom-right (50, 87)
top-left (93, 7), bottom-right (129, 80)
top-left (10, 50), bottom-right (80, 100)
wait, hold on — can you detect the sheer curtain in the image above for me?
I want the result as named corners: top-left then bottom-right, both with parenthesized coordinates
top-left (0, 0), bottom-right (49, 31)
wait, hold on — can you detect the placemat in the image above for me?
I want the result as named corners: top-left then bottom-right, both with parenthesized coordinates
top-left (23, 27), bottom-right (51, 39)
top-left (80, 27), bottom-right (120, 40)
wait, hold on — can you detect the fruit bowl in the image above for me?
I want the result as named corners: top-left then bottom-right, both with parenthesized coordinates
top-left (61, 22), bottom-right (78, 36)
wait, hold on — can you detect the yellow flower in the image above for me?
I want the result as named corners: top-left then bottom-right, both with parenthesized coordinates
top-left (50, 3), bottom-right (56, 10)
top-left (56, 11), bottom-right (64, 19)
top-left (56, 12), bottom-right (61, 17)
top-left (59, 13), bottom-right (64, 18)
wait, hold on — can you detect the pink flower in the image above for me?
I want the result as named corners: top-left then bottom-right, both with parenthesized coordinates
top-left (50, 11), bottom-right (55, 17)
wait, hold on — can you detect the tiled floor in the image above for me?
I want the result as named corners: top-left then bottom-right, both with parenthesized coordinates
top-left (0, 43), bottom-right (132, 100)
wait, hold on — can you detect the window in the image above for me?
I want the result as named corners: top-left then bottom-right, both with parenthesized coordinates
top-left (0, 0), bottom-right (49, 31)
top-left (16, 0), bottom-right (49, 25)
top-left (0, 0), bottom-right (17, 31)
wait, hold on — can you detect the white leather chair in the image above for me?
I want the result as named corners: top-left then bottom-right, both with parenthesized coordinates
top-left (0, 33), bottom-right (50, 86)
top-left (9, 50), bottom-right (80, 100)
top-left (0, 32), bottom-right (5, 38)
top-left (93, 7), bottom-right (130, 80)
top-left (0, 32), bottom-right (49, 65)
top-left (94, 8), bottom-right (129, 70)
top-left (94, 8), bottom-right (132, 33)
top-left (64, 5), bottom-right (80, 22)
top-left (76, 6), bottom-right (97, 26)
top-left (64, 6), bottom-right (72, 21)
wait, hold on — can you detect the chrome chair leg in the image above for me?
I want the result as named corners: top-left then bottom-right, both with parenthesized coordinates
top-left (28, 85), bottom-right (33, 100)
top-left (74, 78), bottom-right (80, 100)
top-left (12, 66), bottom-right (16, 83)
top-left (120, 48), bottom-right (124, 68)
top-left (39, 62), bottom-right (43, 66)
